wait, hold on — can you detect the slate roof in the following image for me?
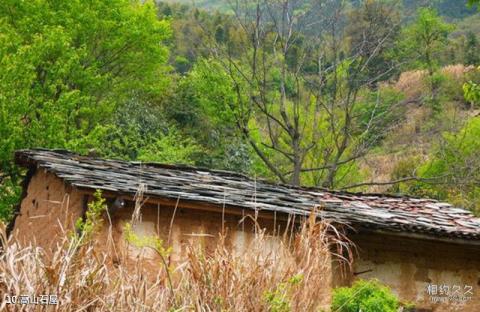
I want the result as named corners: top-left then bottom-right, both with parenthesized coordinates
top-left (15, 149), bottom-right (480, 242)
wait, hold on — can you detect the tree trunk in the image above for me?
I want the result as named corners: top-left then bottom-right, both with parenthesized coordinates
top-left (291, 155), bottom-right (302, 186)
top-left (291, 136), bottom-right (302, 186)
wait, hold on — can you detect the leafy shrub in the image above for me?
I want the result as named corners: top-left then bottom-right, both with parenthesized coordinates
top-left (356, 86), bottom-right (406, 145)
top-left (332, 279), bottom-right (399, 312)
top-left (462, 66), bottom-right (480, 108)
top-left (0, 177), bottom-right (21, 222)
top-left (438, 65), bottom-right (470, 104)
top-left (463, 80), bottom-right (480, 108)
top-left (73, 189), bottom-right (107, 242)
top-left (137, 128), bottom-right (201, 165)
top-left (263, 274), bottom-right (304, 312)
top-left (412, 117), bottom-right (480, 214)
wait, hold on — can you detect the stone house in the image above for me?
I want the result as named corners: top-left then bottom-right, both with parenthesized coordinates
top-left (9, 149), bottom-right (480, 311)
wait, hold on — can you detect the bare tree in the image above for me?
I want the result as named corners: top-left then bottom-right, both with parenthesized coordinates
top-left (206, 0), bottom-right (402, 187)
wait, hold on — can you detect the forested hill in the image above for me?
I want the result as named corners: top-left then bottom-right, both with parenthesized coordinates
top-left (163, 0), bottom-right (478, 19)
top-left (1, 0), bottom-right (479, 220)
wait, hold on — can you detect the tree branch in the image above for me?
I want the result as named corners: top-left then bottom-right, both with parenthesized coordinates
top-left (340, 175), bottom-right (450, 190)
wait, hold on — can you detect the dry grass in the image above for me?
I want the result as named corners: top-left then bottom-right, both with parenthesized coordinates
top-left (0, 211), bottom-right (351, 311)
top-left (441, 64), bottom-right (475, 80)
top-left (394, 70), bottom-right (428, 101)
top-left (393, 64), bottom-right (474, 102)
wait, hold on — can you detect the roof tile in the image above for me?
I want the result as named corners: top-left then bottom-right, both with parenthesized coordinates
top-left (14, 149), bottom-right (480, 242)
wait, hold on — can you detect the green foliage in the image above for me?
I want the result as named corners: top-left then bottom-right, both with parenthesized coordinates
top-left (464, 32), bottom-right (479, 65)
top-left (426, 72), bottom-right (449, 111)
top-left (332, 279), bottom-right (399, 312)
top-left (356, 87), bottom-right (406, 145)
top-left (468, 0), bottom-right (480, 9)
top-left (399, 8), bottom-right (454, 73)
top-left (123, 222), bottom-right (172, 258)
top-left (0, 0), bottom-right (170, 154)
top-left (346, 0), bottom-right (401, 81)
top-left (397, 1), bottom-right (477, 19)
top-left (398, 8), bottom-right (454, 108)
top-left (411, 117), bottom-right (480, 214)
top-left (74, 190), bottom-right (107, 242)
top-left (0, 0), bottom-right (171, 220)
top-left (388, 156), bottom-right (421, 194)
top-left (167, 60), bottom-right (253, 172)
top-left (436, 71), bottom-right (466, 104)
top-left (263, 274), bottom-right (303, 312)
top-left (392, 156), bottom-right (420, 181)
top-left (463, 80), bottom-right (480, 108)
top-left (0, 177), bottom-right (21, 221)
top-left (137, 129), bottom-right (201, 165)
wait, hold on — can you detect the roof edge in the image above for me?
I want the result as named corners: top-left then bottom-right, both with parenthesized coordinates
top-left (361, 229), bottom-right (480, 247)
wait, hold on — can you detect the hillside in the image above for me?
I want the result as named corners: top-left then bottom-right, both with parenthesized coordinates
top-left (2, 1), bottom-right (480, 311)
top-left (161, 0), bottom-right (479, 19)
top-left (1, 0), bottom-right (480, 221)
top-left (360, 65), bottom-right (480, 194)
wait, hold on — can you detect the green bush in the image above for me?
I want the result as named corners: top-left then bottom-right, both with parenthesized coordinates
top-left (263, 274), bottom-right (303, 312)
top-left (0, 177), bottom-right (21, 222)
top-left (332, 279), bottom-right (399, 312)
top-left (464, 80), bottom-right (480, 108)
top-left (411, 117), bottom-right (480, 214)
top-left (463, 67), bottom-right (480, 108)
